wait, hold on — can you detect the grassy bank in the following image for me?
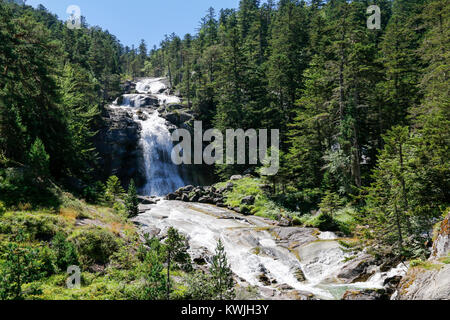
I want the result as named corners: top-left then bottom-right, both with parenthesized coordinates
top-left (215, 177), bottom-right (358, 235)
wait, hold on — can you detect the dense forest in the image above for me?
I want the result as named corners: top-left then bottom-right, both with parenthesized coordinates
top-left (0, 0), bottom-right (448, 300)
top-left (141, 0), bottom-right (449, 257)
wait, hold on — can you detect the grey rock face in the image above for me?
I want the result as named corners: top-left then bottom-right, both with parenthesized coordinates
top-left (336, 253), bottom-right (377, 284)
top-left (93, 106), bottom-right (146, 187)
top-left (395, 212), bottom-right (450, 300)
top-left (396, 264), bottom-right (450, 300)
top-left (342, 289), bottom-right (389, 300)
top-left (431, 213), bottom-right (450, 260)
top-left (163, 111), bottom-right (194, 127)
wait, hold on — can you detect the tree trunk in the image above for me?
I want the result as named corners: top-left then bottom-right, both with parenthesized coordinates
top-left (166, 253), bottom-right (171, 300)
top-left (399, 143), bottom-right (412, 233)
top-left (394, 203), bottom-right (404, 251)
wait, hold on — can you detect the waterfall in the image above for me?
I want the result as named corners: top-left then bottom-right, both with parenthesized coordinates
top-left (116, 78), bottom-right (187, 196)
top-left (135, 110), bottom-right (185, 196)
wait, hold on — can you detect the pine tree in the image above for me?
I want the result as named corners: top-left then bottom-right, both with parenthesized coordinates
top-left (28, 138), bottom-right (50, 177)
top-left (210, 239), bottom-right (234, 300)
top-left (125, 179), bottom-right (139, 218)
top-left (137, 251), bottom-right (167, 300)
top-left (164, 227), bottom-right (191, 299)
top-left (104, 176), bottom-right (125, 203)
top-left (366, 126), bottom-right (417, 254)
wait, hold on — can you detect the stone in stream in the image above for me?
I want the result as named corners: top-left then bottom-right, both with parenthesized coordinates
top-left (294, 268), bottom-right (307, 282)
top-left (342, 289), bottom-right (389, 300)
top-left (137, 195), bottom-right (156, 205)
top-left (336, 253), bottom-right (377, 283)
top-left (138, 204), bottom-right (153, 213)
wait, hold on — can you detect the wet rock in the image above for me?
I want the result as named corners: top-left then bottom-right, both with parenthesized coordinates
top-left (199, 197), bottom-right (212, 204)
top-left (163, 111), bottom-right (193, 127)
top-left (342, 289), bottom-right (389, 300)
top-left (143, 227), bottom-right (161, 238)
top-left (230, 175), bottom-right (243, 181)
top-left (258, 274), bottom-right (272, 286)
top-left (276, 216), bottom-right (292, 227)
top-left (289, 290), bottom-right (318, 301)
top-left (271, 227), bottom-right (318, 248)
top-left (383, 275), bottom-right (403, 288)
top-left (189, 194), bottom-right (200, 202)
top-left (138, 204), bottom-right (153, 213)
top-left (191, 248), bottom-right (210, 266)
top-left (294, 268), bottom-right (306, 282)
top-left (137, 195), bottom-right (156, 205)
top-left (277, 283), bottom-right (294, 291)
top-left (394, 213), bottom-right (450, 300)
top-left (336, 253), bottom-right (377, 284)
top-left (166, 193), bottom-right (178, 200)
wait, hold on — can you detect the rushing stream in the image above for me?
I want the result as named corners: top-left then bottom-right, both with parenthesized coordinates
top-left (135, 200), bottom-right (407, 300)
top-left (113, 78), bottom-right (406, 300)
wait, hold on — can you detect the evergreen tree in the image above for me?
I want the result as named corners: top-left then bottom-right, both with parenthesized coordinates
top-left (164, 227), bottom-right (191, 299)
top-left (210, 239), bottom-right (234, 300)
top-left (28, 138), bottom-right (50, 177)
top-left (104, 176), bottom-right (125, 203)
top-left (125, 179), bottom-right (139, 218)
top-left (137, 251), bottom-right (167, 300)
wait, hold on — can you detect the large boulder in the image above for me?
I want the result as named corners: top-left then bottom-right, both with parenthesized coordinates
top-left (336, 253), bottom-right (377, 283)
top-left (342, 289), bottom-right (389, 300)
top-left (395, 264), bottom-right (450, 300)
top-left (163, 111), bottom-right (193, 127)
top-left (394, 212), bottom-right (450, 300)
top-left (431, 212), bottom-right (450, 260)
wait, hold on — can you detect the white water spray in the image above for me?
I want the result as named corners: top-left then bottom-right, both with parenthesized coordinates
top-left (114, 78), bottom-right (187, 196)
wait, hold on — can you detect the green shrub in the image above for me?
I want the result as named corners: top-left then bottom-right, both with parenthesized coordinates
top-left (0, 212), bottom-right (65, 242)
top-left (51, 233), bottom-right (79, 271)
top-left (0, 201), bottom-right (5, 217)
top-left (271, 188), bottom-right (322, 212)
top-left (38, 246), bottom-right (58, 277)
top-left (0, 234), bottom-right (47, 300)
top-left (304, 212), bottom-right (340, 232)
top-left (83, 182), bottom-right (106, 204)
top-left (104, 176), bottom-right (125, 203)
top-left (0, 168), bottom-right (60, 208)
top-left (72, 228), bottom-right (119, 267)
top-left (113, 202), bottom-right (127, 217)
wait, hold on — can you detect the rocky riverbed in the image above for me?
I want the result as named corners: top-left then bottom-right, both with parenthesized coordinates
top-left (133, 199), bottom-right (409, 300)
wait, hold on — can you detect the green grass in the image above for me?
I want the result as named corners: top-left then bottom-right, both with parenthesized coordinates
top-left (215, 177), bottom-right (358, 236)
top-left (295, 207), bottom-right (357, 235)
top-left (409, 259), bottom-right (443, 270)
top-left (439, 253), bottom-right (450, 265)
top-left (215, 177), bottom-right (290, 219)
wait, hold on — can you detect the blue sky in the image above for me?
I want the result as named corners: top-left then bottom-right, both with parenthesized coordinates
top-left (26, 0), bottom-right (241, 48)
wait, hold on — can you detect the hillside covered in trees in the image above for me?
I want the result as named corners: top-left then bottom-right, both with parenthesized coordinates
top-left (0, 0), bottom-right (449, 301)
top-left (143, 0), bottom-right (449, 258)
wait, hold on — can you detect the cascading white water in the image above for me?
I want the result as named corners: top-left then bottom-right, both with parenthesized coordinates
top-left (114, 77), bottom-right (186, 196)
top-left (135, 110), bottom-right (185, 196)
